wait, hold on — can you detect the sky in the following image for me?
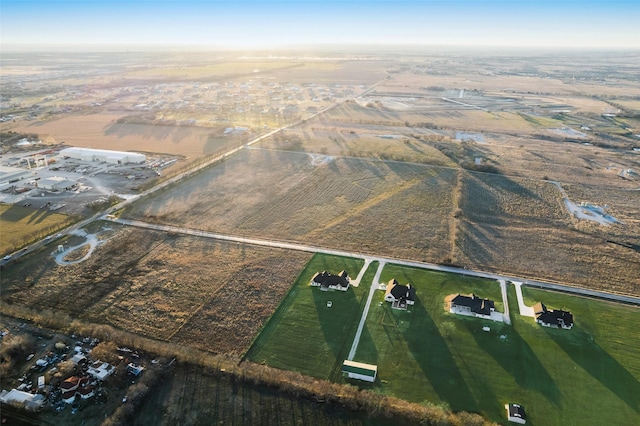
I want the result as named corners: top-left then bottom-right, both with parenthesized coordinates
top-left (1, 0), bottom-right (638, 50)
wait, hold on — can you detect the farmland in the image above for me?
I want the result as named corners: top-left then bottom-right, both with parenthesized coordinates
top-left (0, 225), bottom-right (311, 355)
top-left (135, 362), bottom-right (404, 426)
top-left (0, 203), bottom-right (76, 254)
top-left (1, 49), bottom-right (640, 424)
top-left (124, 148), bottom-right (457, 263)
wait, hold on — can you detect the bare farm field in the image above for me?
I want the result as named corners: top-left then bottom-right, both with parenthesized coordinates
top-left (12, 113), bottom-right (236, 159)
top-left (124, 148), bottom-right (457, 263)
top-left (0, 226), bottom-right (311, 355)
top-left (260, 125), bottom-right (456, 166)
top-left (454, 172), bottom-right (640, 294)
top-left (381, 66), bottom-right (640, 98)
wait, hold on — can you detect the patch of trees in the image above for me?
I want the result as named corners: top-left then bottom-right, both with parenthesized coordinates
top-left (0, 131), bottom-right (40, 144)
top-left (0, 333), bottom-right (36, 377)
top-left (1, 306), bottom-right (493, 426)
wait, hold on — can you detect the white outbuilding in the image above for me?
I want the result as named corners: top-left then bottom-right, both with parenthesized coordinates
top-left (342, 360), bottom-right (377, 382)
top-left (60, 147), bottom-right (146, 164)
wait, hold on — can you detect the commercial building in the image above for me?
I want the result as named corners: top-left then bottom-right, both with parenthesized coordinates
top-left (0, 166), bottom-right (32, 187)
top-left (38, 176), bottom-right (76, 191)
top-left (60, 147), bottom-right (146, 164)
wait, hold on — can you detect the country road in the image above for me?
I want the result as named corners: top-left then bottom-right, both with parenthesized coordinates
top-left (110, 217), bottom-right (640, 306)
top-left (3, 73), bottom-right (639, 310)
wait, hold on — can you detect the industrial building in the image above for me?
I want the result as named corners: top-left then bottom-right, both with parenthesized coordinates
top-left (60, 147), bottom-right (146, 164)
top-left (0, 166), bottom-right (33, 187)
top-left (38, 176), bottom-right (77, 191)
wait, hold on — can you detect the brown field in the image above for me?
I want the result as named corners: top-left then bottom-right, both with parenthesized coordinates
top-left (124, 148), bottom-right (457, 262)
top-left (454, 172), bottom-right (640, 294)
top-left (259, 126), bottom-right (456, 166)
top-left (0, 226), bottom-right (311, 355)
top-left (316, 102), bottom-right (548, 133)
top-left (12, 113), bottom-right (235, 158)
top-left (380, 71), bottom-right (640, 98)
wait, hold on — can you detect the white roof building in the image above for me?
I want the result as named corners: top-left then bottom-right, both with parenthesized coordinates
top-left (87, 361), bottom-right (115, 380)
top-left (0, 389), bottom-right (46, 410)
top-left (0, 166), bottom-right (32, 187)
top-left (60, 147), bottom-right (146, 164)
top-left (38, 176), bottom-right (76, 191)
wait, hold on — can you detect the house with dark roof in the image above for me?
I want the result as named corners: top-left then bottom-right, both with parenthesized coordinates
top-left (449, 293), bottom-right (495, 319)
top-left (384, 279), bottom-right (416, 310)
top-left (505, 403), bottom-right (527, 424)
top-left (533, 303), bottom-right (573, 329)
top-left (310, 270), bottom-right (350, 291)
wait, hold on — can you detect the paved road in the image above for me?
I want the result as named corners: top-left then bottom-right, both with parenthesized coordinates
top-left (110, 218), bottom-right (640, 307)
top-left (348, 261), bottom-right (385, 361)
top-left (0, 88), bottom-right (366, 267)
top-left (350, 258), bottom-right (373, 287)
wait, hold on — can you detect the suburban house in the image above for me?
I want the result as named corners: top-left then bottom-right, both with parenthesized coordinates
top-left (533, 303), bottom-right (574, 329)
top-left (342, 360), bottom-right (377, 382)
top-left (505, 403), bottom-right (527, 424)
top-left (310, 270), bottom-right (350, 291)
top-left (449, 293), bottom-right (495, 319)
top-left (384, 279), bottom-right (416, 310)
top-left (60, 376), bottom-right (94, 404)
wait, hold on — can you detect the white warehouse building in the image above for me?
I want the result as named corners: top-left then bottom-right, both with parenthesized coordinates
top-left (60, 147), bottom-right (146, 164)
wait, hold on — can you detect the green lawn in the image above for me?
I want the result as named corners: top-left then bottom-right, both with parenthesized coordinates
top-left (245, 254), bottom-right (375, 380)
top-left (355, 264), bottom-right (640, 425)
top-left (248, 259), bottom-right (640, 425)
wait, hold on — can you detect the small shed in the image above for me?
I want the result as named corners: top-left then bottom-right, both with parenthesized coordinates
top-left (342, 360), bottom-right (377, 382)
top-left (505, 403), bottom-right (527, 424)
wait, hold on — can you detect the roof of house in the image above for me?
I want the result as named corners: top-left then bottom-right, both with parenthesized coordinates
top-left (507, 403), bottom-right (527, 420)
top-left (385, 279), bottom-right (416, 301)
top-left (60, 376), bottom-right (81, 391)
top-left (451, 293), bottom-right (495, 315)
top-left (312, 271), bottom-right (349, 288)
top-left (342, 360), bottom-right (377, 377)
top-left (390, 283), bottom-right (416, 301)
top-left (536, 306), bottom-right (573, 327)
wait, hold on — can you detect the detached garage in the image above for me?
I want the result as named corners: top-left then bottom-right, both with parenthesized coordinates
top-left (342, 360), bottom-right (377, 382)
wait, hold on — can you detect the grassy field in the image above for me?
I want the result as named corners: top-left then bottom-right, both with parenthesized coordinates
top-left (454, 171), bottom-right (640, 294)
top-left (245, 254), bottom-right (374, 380)
top-left (0, 226), bottom-right (311, 355)
top-left (124, 148), bottom-right (457, 263)
top-left (329, 263), bottom-right (640, 425)
top-left (0, 203), bottom-right (75, 255)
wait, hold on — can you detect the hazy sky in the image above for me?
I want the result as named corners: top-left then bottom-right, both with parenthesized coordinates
top-left (2, 0), bottom-right (638, 50)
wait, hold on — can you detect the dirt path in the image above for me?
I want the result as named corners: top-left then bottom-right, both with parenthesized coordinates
top-left (347, 261), bottom-right (385, 361)
top-left (53, 229), bottom-right (100, 265)
top-left (549, 180), bottom-right (621, 225)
